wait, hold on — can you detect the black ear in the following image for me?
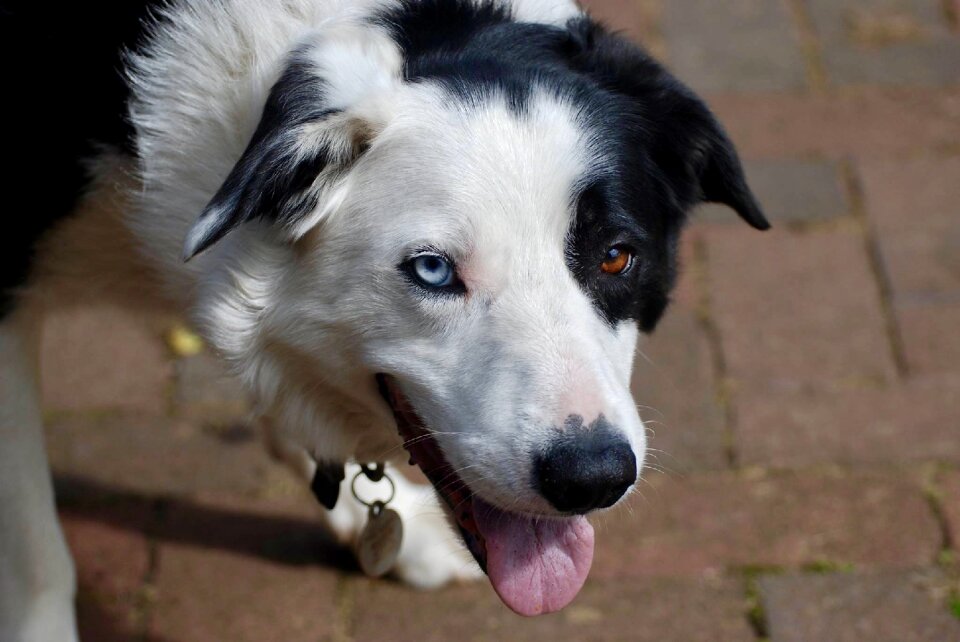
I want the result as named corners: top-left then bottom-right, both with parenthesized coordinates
top-left (183, 54), bottom-right (372, 260)
top-left (566, 19), bottom-right (770, 230)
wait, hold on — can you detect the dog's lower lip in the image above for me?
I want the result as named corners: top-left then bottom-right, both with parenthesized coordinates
top-left (375, 374), bottom-right (488, 570)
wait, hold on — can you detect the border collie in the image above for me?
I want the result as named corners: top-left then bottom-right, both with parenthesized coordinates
top-left (0, 0), bottom-right (767, 637)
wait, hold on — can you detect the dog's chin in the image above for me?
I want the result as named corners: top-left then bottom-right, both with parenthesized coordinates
top-left (376, 374), bottom-right (595, 617)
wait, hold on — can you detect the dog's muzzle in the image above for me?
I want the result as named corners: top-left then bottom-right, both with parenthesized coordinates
top-left (376, 374), bottom-right (598, 617)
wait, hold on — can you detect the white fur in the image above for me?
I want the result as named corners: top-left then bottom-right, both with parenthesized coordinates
top-left (510, 0), bottom-right (581, 25)
top-left (0, 312), bottom-right (78, 642)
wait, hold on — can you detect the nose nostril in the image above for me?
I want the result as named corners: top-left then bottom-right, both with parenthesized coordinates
top-left (536, 433), bottom-right (637, 514)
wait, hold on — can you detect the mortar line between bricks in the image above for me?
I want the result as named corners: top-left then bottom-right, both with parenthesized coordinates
top-left (785, 0), bottom-right (829, 93)
top-left (135, 498), bottom-right (168, 642)
top-left (691, 235), bottom-right (740, 469)
top-left (331, 575), bottom-right (355, 642)
top-left (925, 467), bottom-right (957, 555)
top-left (743, 572), bottom-right (772, 642)
top-left (839, 159), bottom-right (911, 379)
top-left (944, 0), bottom-right (960, 31)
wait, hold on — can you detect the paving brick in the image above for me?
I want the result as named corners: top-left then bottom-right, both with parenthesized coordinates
top-left (708, 87), bottom-right (960, 160)
top-left (592, 470), bottom-right (940, 578)
top-left (173, 352), bottom-right (251, 421)
top-left (821, 38), bottom-right (960, 87)
top-left (580, 0), bottom-right (666, 60)
top-left (736, 373), bottom-right (960, 468)
top-left (896, 303), bottom-right (960, 375)
top-left (61, 507), bottom-right (152, 642)
top-left (943, 471), bottom-right (960, 549)
top-left (704, 226), bottom-right (896, 392)
top-left (46, 413), bottom-right (283, 499)
top-left (808, 0), bottom-right (952, 42)
top-left (41, 305), bottom-right (173, 415)
top-left (147, 494), bottom-right (347, 641)
top-left (760, 569), bottom-right (960, 642)
top-left (697, 160), bottom-right (848, 224)
top-left (861, 157), bottom-right (960, 375)
top-left (662, 0), bottom-right (807, 92)
top-left (861, 157), bottom-right (960, 300)
top-left (350, 575), bottom-right (754, 642)
top-left (807, 0), bottom-right (960, 86)
top-left (151, 543), bottom-right (340, 642)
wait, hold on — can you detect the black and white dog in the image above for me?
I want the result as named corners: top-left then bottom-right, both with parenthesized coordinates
top-left (0, 0), bottom-right (768, 638)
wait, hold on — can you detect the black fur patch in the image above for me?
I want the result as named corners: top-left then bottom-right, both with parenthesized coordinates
top-left (310, 460), bottom-right (345, 510)
top-left (185, 53), bottom-right (342, 258)
top-left (566, 180), bottom-right (676, 332)
top-left (377, 0), bottom-right (513, 57)
top-left (564, 19), bottom-right (768, 230)
top-left (562, 18), bottom-right (767, 329)
top-left (0, 2), bottom-right (155, 317)
top-left (376, 0), bottom-right (577, 112)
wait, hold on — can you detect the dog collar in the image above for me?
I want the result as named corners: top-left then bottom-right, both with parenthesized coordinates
top-left (310, 461), bottom-right (387, 509)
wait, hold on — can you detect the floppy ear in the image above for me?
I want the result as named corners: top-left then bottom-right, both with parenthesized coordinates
top-left (566, 19), bottom-right (770, 230)
top-left (183, 30), bottom-right (400, 260)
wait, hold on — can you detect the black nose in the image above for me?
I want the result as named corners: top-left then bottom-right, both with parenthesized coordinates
top-left (535, 425), bottom-right (637, 514)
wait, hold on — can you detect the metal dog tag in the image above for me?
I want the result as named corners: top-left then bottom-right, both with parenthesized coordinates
top-left (357, 501), bottom-right (403, 578)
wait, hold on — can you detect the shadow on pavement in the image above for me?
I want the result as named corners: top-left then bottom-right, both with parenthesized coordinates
top-left (54, 474), bottom-right (356, 571)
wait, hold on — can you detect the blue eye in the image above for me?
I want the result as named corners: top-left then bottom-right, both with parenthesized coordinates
top-left (410, 253), bottom-right (455, 289)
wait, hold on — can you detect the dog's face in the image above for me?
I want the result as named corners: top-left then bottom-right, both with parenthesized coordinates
top-left (183, 6), bottom-right (767, 616)
top-left (327, 87), bottom-right (647, 513)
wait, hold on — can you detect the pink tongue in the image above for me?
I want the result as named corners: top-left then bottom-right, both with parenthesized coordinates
top-left (473, 498), bottom-right (594, 617)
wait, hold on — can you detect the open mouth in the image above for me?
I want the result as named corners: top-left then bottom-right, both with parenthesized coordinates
top-left (376, 374), bottom-right (595, 617)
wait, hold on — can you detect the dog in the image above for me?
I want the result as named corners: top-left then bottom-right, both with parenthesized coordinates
top-left (0, 0), bottom-right (768, 638)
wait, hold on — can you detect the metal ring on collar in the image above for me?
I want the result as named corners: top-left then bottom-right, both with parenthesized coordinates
top-left (350, 466), bottom-right (396, 508)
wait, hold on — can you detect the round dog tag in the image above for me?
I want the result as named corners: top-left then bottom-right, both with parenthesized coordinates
top-left (357, 501), bottom-right (403, 577)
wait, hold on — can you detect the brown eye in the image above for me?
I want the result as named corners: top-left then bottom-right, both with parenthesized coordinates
top-left (600, 245), bottom-right (634, 275)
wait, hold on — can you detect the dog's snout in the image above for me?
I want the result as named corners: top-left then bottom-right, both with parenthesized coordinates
top-left (535, 423), bottom-right (637, 514)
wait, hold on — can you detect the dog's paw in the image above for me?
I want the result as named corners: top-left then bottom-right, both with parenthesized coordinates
top-left (390, 483), bottom-right (484, 589)
top-left (322, 463), bottom-right (482, 589)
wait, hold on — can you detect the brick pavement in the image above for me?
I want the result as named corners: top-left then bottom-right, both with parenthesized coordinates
top-left (39, 1), bottom-right (960, 640)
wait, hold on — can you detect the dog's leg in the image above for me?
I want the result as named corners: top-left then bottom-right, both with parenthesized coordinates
top-left (0, 310), bottom-right (78, 642)
top-left (0, 155), bottom-right (158, 642)
top-left (330, 462), bottom-right (484, 589)
top-left (263, 424), bottom-right (482, 589)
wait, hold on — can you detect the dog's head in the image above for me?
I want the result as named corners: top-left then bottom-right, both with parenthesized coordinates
top-left (184, 2), bottom-right (767, 616)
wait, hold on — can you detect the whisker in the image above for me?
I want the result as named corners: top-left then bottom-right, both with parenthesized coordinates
top-left (635, 346), bottom-right (655, 366)
top-left (634, 404), bottom-right (665, 419)
top-left (370, 430), bottom-right (467, 461)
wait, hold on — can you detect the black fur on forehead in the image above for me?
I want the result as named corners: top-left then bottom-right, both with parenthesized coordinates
top-left (376, 0), bottom-right (566, 110)
top-left (376, 0), bottom-right (513, 56)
